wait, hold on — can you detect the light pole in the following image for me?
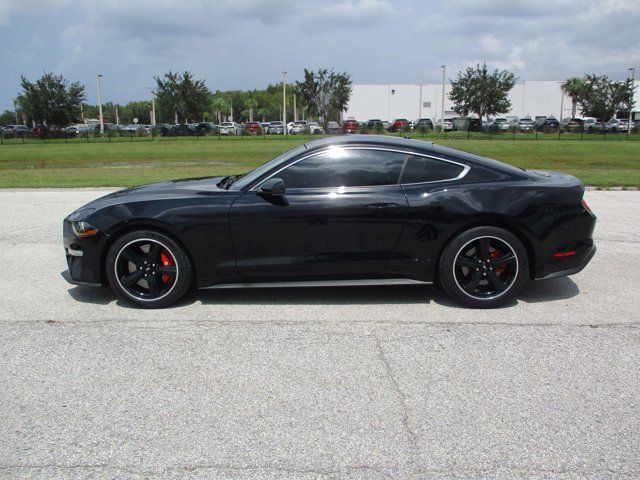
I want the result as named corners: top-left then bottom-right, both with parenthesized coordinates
top-left (629, 67), bottom-right (636, 136)
top-left (440, 65), bottom-right (446, 131)
top-left (558, 81), bottom-right (564, 127)
top-left (418, 84), bottom-right (423, 120)
top-left (96, 74), bottom-right (104, 135)
top-left (147, 87), bottom-right (156, 126)
top-left (282, 71), bottom-right (287, 135)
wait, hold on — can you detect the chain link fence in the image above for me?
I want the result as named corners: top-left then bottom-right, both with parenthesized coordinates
top-left (1, 122), bottom-right (639, 145)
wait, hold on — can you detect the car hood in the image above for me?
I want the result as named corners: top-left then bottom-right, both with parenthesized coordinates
top-left (68, 176), bottom-right (232, 218)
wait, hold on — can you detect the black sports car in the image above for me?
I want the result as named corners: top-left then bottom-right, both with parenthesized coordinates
top-left (62, 136), bottom-right (596, 308)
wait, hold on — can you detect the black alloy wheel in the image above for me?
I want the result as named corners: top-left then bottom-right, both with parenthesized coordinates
top-left (439, 226), bottom-right (528, 308)
top-left (106, 230), bottom-right (192, 308)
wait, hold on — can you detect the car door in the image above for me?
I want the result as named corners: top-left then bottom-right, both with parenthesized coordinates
top-left (229, 147), bottom-right (409, 281)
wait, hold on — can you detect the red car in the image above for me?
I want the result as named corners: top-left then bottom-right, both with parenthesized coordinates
top-left (245, 122), bottom-right (261, 135)
top-left (342, 120), bottom-right (359, 134)
top-left (33, 124), bottom-right (49, 137)
top-left (389, 119), bottom-right (409, 132)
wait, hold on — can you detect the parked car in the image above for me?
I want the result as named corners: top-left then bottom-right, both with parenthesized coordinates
top-left (267, 121), bottom-right (284, 135)
top-left (366, 119), bottom-right (385, 130)
top-left (124, 124), bottom-right (146, 134)
top-left (439, 118), bottom-right (454, 131)
top-left (537, 118), bottom-right (560, 131)
top-left (33, 124), bottom-right (49, 136)
top-left (62, 135), bottom-right (597, 310)
top-left (518, 118), bottom-right (535, 132)
top-left (218, 122), bottom-right (241, 135)
top-left (389, 119), bottom-right (409, 132)
top-left (245, 122), bottom-right (262, 135)
top-left (492, 118), bottom-right (511, 131)
top-left (414, 118), bottom-right (434, 132)
top-left (342, 119), bottom-right (359, 134)
top-left (534, 116), bottom-right (548, 129)
top-left (615, 119), bottom-right (631, 133)
top-left (566, 118), bottom-right (584, 132)
top-left (5, 124), bottom-right (30, 136)
top-left (172, 124), bottom-right (195, 136)
top-left (195, 122), bottom-right (214, 135)
top-left (308, 122), bottom-right (325, 134)
top-left (581, 117), bottom-right (599, 133)
top-left (326, 121), bottom-right (341, 134)
top-left (453, 117), bottom-right (482, 132)
top-left (152, 123), bottom-right (173, 136)
top-left (289, 121), bottom-right (309, 134)
top-left (260, 122), bottom-right (270, 132)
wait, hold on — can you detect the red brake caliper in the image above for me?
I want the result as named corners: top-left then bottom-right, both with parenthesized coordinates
top-left (490, 250), bottom-right (506, 274)
top-left (159, 250), bottom-right (174, 284)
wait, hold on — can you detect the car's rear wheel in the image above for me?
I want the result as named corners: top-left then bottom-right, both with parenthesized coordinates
top-left (438, 226), bottom-right (528, 308)
top-left (106, 230), bottom-right (192, 308)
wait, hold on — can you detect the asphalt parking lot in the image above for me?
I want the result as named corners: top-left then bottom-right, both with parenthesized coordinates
top-left (0, 189), bottom-right (639, 479)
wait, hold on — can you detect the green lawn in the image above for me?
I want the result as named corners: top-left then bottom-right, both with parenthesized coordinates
top-left (0, 135), bottom-right (638, 187)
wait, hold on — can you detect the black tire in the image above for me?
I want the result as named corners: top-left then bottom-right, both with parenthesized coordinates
top-left (438, 226), bottom-right (529, 308)
top-left (106, 230), bottom-right (192, 308)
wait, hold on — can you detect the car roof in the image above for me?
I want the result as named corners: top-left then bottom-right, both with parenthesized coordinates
top-left (301, 135), bottom-right (527, 178)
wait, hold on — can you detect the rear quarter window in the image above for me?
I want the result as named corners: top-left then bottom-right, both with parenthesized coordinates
top-left (400, 155), bottom-right (465, 183)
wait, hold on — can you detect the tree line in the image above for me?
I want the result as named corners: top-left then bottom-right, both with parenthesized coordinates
top-left (448, 63), bottom-right (635, 124)
top-left (1, 69), bottom-right (353, 129)
top-left (1, 66), bottom-right (634, 129)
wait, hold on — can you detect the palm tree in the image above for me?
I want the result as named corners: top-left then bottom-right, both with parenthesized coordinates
top-left (211, 97), bottom-right (228, 125)
top-left (245, 98), bottom-right (258, 122)
top-left (561, 77), bottom-right (588, 118)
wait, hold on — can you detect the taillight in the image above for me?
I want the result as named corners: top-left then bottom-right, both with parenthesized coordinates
top-left (581, 198), bottom-right (592, 213)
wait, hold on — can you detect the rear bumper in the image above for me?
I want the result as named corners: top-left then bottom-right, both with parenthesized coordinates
top-left (535, 244), bottom-right (596, 280)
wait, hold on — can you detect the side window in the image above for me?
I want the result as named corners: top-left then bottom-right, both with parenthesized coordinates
top-left (277, 149), bottom-right (406, 189)
top-left (400, 155), bottom-right (465, 184)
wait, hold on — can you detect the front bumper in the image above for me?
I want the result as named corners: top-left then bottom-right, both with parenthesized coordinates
top-left (62, 221), bottom-right (107, 287)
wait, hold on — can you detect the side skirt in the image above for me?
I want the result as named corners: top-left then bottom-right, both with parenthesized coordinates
top-left (200, 278), bottom-right (432, 290)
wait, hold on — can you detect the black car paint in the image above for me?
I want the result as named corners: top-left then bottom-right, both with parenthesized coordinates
top-left (63, 136), bottom-right (596, 289)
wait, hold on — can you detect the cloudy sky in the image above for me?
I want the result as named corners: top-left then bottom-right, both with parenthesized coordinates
top-left (1, 0), bottom-right (639, 110)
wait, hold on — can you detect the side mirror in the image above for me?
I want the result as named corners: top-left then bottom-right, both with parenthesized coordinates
top-left (259, 177), bottom-right (285, 196)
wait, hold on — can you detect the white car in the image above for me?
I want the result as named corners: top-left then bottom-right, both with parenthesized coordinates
top-left (218, 122), bottom-right (241, 135)
top-left (308, 122), bottom-right (325, 134)
top-left (289, 121), bottom-right (309, 134)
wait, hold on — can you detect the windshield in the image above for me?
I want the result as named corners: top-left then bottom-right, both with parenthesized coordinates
top-left (230, 144), bottom-right (307, 190)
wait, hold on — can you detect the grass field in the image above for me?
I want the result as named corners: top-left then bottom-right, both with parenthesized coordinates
top-left (0, 135), bottom-right (638, 187)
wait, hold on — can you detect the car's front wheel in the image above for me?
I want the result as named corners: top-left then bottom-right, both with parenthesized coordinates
top-left (106, 230), bottom-right (192, 308)
top-left (438, 226), bottom-right (528, 308)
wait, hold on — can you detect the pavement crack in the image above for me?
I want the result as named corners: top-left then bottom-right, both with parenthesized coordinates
top-left (373, 335), bottom-right (419, 467)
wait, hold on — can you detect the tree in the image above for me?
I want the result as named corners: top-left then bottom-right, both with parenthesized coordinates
top-left (0, 110), bottom-right (16, 125)
top-left (448, 63), bottom-right (516, 122)
top-left (211, 96), bottom-right (229, 124)
top-left (579, 74), bottom-right (634, 127)
top-left (295, 68), bottom-right (352, 128)
top-left (245, 98), bottom-right (258, 122)
top-left (16, 72), bottom-right (85, 126)
top-left (154, 71), bottom-right (210, 123)
top-left (561, 77), bottom-right (588, 118)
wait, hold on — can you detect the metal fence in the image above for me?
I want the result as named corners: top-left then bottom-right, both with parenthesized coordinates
top-left (1, 125), bottom-right (639, 145)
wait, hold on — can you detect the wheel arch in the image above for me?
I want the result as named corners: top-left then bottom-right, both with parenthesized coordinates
top-left (434, 218), bottom-right (538, 282)
top-left (100, 219), bottom-right (196, 286)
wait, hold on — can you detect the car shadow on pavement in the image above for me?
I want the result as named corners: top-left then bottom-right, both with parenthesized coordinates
top-left (66, 277), bottom-right (579, 309)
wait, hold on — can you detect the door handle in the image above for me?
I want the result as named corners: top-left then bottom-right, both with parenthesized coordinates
top-left (365, 203), bottom-right (399, 209)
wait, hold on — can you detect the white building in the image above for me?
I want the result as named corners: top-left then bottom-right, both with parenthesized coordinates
top-left (343, 80), bottom-right (640, 122)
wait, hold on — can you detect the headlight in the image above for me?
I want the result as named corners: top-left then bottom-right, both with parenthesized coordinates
top-left (71, 221), bottom-right (99, 237)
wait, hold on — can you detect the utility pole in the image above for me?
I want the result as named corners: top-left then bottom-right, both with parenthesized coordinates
top-left (418, 84), bottom-right (423, 120)
top-left (293, 93), bottom-right (297, 122)
top-left (97, 74), bottom-right (104, 134)
top-left (559, 82), bottom-right (564, 124)
top-left (115, 106), bottom-right (119, 125)
top-left (282, 71), bottom-right (287, 135)
top-left (629, 67), bottom-right (636, 135)
top-left (440, 65), bottom-right (446, 131)
top-left (148, 88), bottom-right (156, 126)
